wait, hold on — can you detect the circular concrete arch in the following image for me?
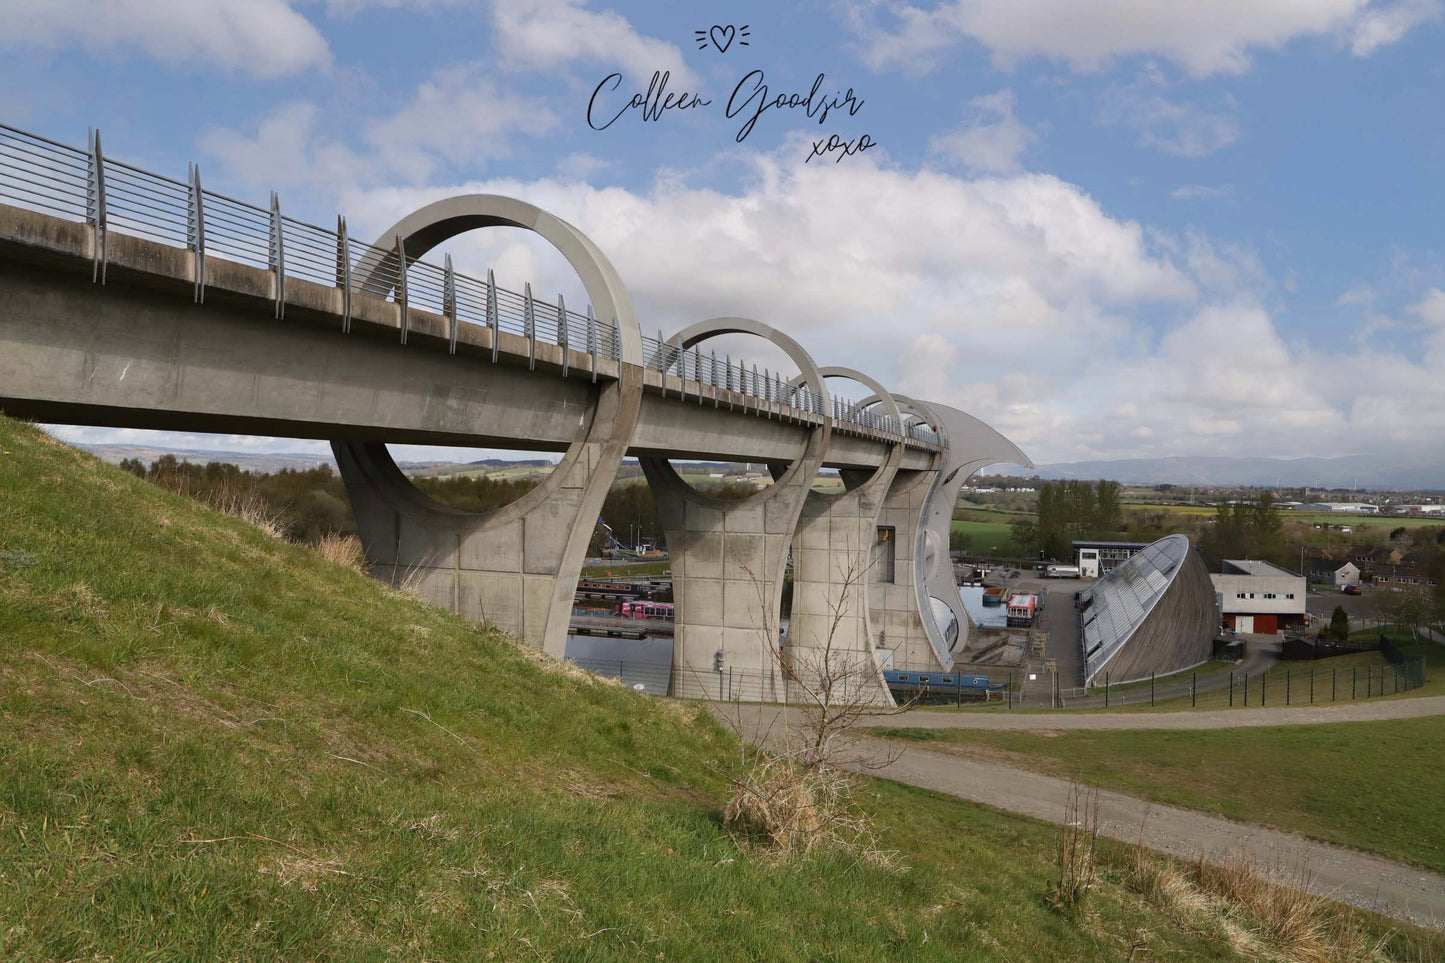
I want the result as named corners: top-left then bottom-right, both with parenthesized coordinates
top-left (335, 193), bottom-right (642, 528)
top-left (356, 193), bottom-right (643, 366)
top-left (788, 366), bottom-right (906, 493)
top-left (656, 317), bottom-right (833, 496)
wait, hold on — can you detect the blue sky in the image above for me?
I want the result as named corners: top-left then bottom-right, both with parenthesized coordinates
top-left (4, 0), bottom-right (1444, 466)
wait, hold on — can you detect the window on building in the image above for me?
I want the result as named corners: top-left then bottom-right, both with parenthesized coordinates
top-left (874, 526), bottom-right (896, 584)
top-left (1236, 592), bottom-right (1246, 599)
top-left (1286, 593), bottom-right (1294, 599)
top-left (1264, 593), bottom-right (1276, 599)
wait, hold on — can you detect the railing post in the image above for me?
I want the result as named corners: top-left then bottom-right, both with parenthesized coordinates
top-left (675, 335), bottom-right (686, 398)
top-left (695, 346), bottom-right (703, 405)
top-left (443, 253), bottom-right (458, 355)
top-left (1229, 670), bottom-right (1233, 706)
top-left (726, 355), bottom-right (733, 409)
top-left (587, 305), bottom-right (598, 383)
top-left (87, 128), bottom-right (107, 284)
top-left (558, 293), bottom-right (569, 377)
top-left (658, 329), bottom-right (667, 398)
top-left (269, 192), bottom-right (286, 319)
top-left (393, 233), bottom-right (407, 343)
top-left (524, 282), bottom-right (537, 370)
top-left (711, 350), bottom-right (719, 407)
top-left (336, 216), bottom-right (352, 333)
top-left (187, 162), bottom-right (205, 303)
top-left (611, 317), bottom-right (620, 361)
top-left (487, 268), bottom-right (499, 363)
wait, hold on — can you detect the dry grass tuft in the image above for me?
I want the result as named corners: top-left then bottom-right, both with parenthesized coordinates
top-left (315, 533), bottom-right (366, 573)
top-left (723, 752), bottom-right (892, 866)
top-left (1120, 846), bottom-right (1395, 963)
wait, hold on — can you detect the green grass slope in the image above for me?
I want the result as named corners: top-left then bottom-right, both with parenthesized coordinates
top-left (0, 415), bottom-right (1438, 961)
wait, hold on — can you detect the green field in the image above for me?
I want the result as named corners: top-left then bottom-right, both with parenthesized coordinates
top-left (951, 519), bottom-right (1021, 555)
top-left (12, 416), bottom-right (1438, 959)
top-left (872, 715), bottom-right (1445, 874)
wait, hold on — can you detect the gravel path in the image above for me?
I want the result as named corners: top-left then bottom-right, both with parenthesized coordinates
top-left (713, 698), bottom-right (1445, 931)
top-left (847, 737), bottom-right (1445, 931)
top-left (870, 694), bottom-right (1445, 731)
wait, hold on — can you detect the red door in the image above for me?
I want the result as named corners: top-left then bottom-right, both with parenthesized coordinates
top-left (1253, 614), bottom-right (1278, 634)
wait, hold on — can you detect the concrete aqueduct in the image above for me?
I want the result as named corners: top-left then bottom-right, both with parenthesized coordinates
top-left (0, 123), bottom-right (1031, 703)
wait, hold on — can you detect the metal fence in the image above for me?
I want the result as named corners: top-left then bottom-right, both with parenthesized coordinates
top-left (567, 656), bottom-right (1013, 704)
top-left (0, 121), bottom-right (942, 446)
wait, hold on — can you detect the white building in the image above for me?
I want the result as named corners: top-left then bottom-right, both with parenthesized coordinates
top-left (1210, 559), bottom-right (1307, 635)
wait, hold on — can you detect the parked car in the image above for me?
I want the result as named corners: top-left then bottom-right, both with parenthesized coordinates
top-left (1342, 584), bottom-right (1362, 595)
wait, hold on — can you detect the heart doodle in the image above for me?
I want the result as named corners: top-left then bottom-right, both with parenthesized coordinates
top-left (694, 24), bottom-right (750, 53)
top-left (709, 25), bottom-right (735, 53)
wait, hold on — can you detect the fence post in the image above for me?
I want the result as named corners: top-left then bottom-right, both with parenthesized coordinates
top-left (1352, 666), bottom-right (1357, 700)
top-left (1104, 672), bottom-right (1109, 707)
top-left (1150, 673), bottom-right (1155, 707)
top-left (1261, 672), bottom-right (1266, 706)
top-left (1191, 672), bottom-right (1196, 708)
top-left (1332, 668), bottom-right (1336, 702)
top-left (1286, 670), bottom-right (1290, 706)
top-left (1008, 672), bottom-right (1012, 709)
top-left (1229, 671), bottom-right (1233, 706)
top-left (1244, 673), bottom-right (1248, 706)
top-left (1310, 669), bottom-right (1314, 704)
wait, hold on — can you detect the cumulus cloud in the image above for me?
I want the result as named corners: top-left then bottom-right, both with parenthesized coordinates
top-left (0, 0), bottom-right (329, 77)
top-left (199, 67), bottom-right (557, 195)
top-left (928, 89), bottom-right (1037, 173)
top-left (848, 0), bottom-right (1431, 77)
top-left (1097, 81), bottom-right (1240, 157)
top-left (325, 143), bottom-right (1445, 463)
top-left (489, 0), bottom-right (699, 88)
top-left (1351, 0), bottom-right (1442, 55)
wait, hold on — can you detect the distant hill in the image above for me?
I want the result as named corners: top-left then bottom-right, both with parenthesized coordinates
top-left (78, 443), bottom-right (334, 474)
top-left (1027, 455), bottom-right (1445, 491)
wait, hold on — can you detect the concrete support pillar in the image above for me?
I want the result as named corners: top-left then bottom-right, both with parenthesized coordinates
top-left (788, 458), bottom-right (900, 707)
top-left (641, 451), bottom-right (820, 700)
top-left (644, 316), bottom-right (830, 701)
top-left (867, 467), bottom-right (943, 671)
top-left (334, 370), bottom-right (638, 657)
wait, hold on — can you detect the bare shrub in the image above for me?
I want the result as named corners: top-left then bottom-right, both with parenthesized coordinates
top-left (718, 551), bottom-right (910, 866)
top-left (1052, 779), bottom-right (1100, 911)
top-left (315, 533), bottom-right (365, 573)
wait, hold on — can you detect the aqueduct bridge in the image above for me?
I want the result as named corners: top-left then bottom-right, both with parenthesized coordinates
top-left (0, 123), bottom-right (1031, 703)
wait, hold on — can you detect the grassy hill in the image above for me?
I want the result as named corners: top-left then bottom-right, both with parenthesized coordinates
top-left (1, 415), bottom-right (1439, 961)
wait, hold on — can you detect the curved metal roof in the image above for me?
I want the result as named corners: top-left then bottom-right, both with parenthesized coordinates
top-left (1080, 534), bottom-right (1191, 683)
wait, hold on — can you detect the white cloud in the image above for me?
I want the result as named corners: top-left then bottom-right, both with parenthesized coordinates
top-left (199, 67), bottom-right (558, 194)
top-left (1170, 185), bottom-right (1234, 201)
top-left (1351, 0), bottom-right (1442, 55)
top-left (1406, 286), bottom-right (1445, 327)
top-left (199, 103), bottom-right (368, 195)
top-left (171, 129), bottom-right (1445, 464)
top-left (489, 0), bottom-right (699, 88)
top-left (849, 1), bottom-right (1433, 77)
top-left (362, 67), bottom-right (559, 181)
top-left (1097, 82), bottom-right (1240, 157)
top-left (0, 0), bottom-right (329, 77)
top-left (928, 89), bottom-right (1037, 173)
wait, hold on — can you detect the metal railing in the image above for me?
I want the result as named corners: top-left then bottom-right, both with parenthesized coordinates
top-left (0, 122), bottom-right (942, 446)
